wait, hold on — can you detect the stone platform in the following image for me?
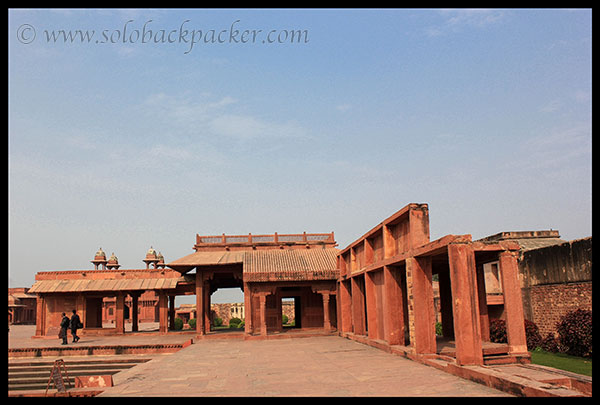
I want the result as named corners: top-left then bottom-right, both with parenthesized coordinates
top-left (8, 325), bottom-right (591, 397)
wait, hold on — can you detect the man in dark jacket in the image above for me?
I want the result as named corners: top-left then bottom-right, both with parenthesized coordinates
top-left (59, 312), bottom-right (69, 345)
top-left (70, 309), bottom-right (81, 343)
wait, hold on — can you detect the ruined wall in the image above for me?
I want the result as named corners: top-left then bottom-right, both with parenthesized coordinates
top-left (519, 237), bottom-right (592, 337)
top-left (211, 303), bottom-right (245, 326)
top-left (281, 301), bottom-right (295, 323)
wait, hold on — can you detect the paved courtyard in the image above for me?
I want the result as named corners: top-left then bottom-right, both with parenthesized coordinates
top-left (97, 335), bottom-right (510, 397)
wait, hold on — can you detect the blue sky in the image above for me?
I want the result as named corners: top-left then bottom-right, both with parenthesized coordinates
top-left (9, 9), bottom-right (591, 304)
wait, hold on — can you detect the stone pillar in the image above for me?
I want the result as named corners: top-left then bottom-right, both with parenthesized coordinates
top-left (169, 295), bottom-right (175, 331)
top-left (408, 256), bottom-right (436, 354)
top-left (364, 239), bottom-right (374, 265)
top-left (475, 262), bottom-right (490, 341)
top-left (259, 294), bottom-right (267, 336)
top-left (383, 266), bottom-right (404, 345)
top-left (195, 271), bottom-right (205, 335)
top-left (204, 283), bottom-right (211, 332)
top-left (131, 294), bottom-right (139, 332)
top-left (35, 295), bottom-right (45, 336)
top-left (365, 272), bottom-right (379, 340)
top-left (339, 280), bottom-right (352, 333)
top-left (351, 276), bottom-right (366, 336)
top-left (158, 292), bottom-right (168, 334)
top-left (447, 243), bottom-right (483, 366)
top-left (408, 205), bottom-right (430, 248)
top-left (115, 293), bottom-right (125, 334)
top-left (383, 225), bottom-right (395, 258)
top-left (322, 291), bottom-right (331, 331)
top-left (244, 283), bottom-right (253, 335)
top-left (498, 250), bottom-right (528, 355)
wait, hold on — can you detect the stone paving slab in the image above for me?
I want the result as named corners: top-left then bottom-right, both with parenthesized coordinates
top-left (98, 336), bottom-right (511, 397)
top-left (8, 324), bottom-right (193, 349)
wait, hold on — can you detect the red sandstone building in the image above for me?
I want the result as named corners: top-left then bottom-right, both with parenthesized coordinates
top-left (28, 203), bottom-right (531, 366)
top-left (8, 288), bottom-right (37, 325)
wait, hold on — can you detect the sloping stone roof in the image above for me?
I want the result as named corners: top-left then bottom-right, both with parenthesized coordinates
top-left (243, 248), bottom-right (339, 281)
top-left (167, 248), bottom-right (339, 281)
top-left (477, 230), bottom-right (565, 251)
top-left (28, 277), bottom-right (182, 293)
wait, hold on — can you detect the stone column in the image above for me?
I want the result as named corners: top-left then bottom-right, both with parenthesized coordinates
top-left (447, 243), bottom-right (483, 366)
top-left (383, 266), bottom-right (404, 345)
top-left (498, 250), bottom-right (528, 355)
top-left (408, 256), bottom-right (436, 354)
top-left (322, 291), bottom-right (331, 332)
top-left (339, 280), bottom-right (352, 333)
top-left (131, 294), bottom-right (139, 332)
top-left (158, 292), bottom-right (168, 334)
top-left (195, 271), bottom-right (205, 335)
top-left (204, 282), bottom-right (211, 332)
top-left (351, 276), bottom-right (366, 336)
top-left (365, 272), bottom-right (379, 340)
top-left (35, 295), bottom-right (45, 336)
top-left (244, 283), bottom-right (253, 335)
top-left (115, 293), bottom-right (125, 334)
top-left (408, 205), bottom-right (430, 248)
top-left (169, 295), bottom-right (175, 331)
top-left (259, 294), bottom-right (267, 336)
top-left (475, 262), bottom-right (490, 341)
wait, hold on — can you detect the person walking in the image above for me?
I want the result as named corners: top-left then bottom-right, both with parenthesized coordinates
top-left (59, 312), bottom-right (69, 345)
top-left (70, 309), bottom-right (81, 343)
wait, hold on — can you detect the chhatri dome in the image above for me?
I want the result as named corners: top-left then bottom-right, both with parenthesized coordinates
top-left (156, 252), bottom-right (165, 269)
top-left (106, 252), bottom-right (121, 270)
top-left (143, 246), bottom-right (160, 269)
top-left (95, 248), bottom-right (106, 259)
top-left (146, 247), bottom-right (157, 259)
top-left (91, 247), bottom-right (108, 270)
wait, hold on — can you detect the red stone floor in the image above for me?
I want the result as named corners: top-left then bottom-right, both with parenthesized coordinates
top-left (8, 325), bottom-right (591, 397)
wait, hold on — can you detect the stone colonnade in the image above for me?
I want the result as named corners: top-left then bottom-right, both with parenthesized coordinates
top-left (336, 204), bottom-right (529, 366)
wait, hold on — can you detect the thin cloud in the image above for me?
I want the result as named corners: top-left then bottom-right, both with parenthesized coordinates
top-left (426, 9), bottom-right (506, 37)
top-left (514, 124), bottom-right (591, 172)
top-left (539, 99), bottom-right (562, 113)
top-left (142, 92), bottom-right (308, 141)
top-left (335, 104), bottom-right (352, 113)
top-left (209, 114), bottom-right (307, 140)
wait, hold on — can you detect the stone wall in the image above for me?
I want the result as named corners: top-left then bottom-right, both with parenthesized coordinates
top-left (528, 282), bottom-right (592, 337)
top-left (519, 237), bottom-right (592, 337)
top-left (281, 301), bottom-right (295, 323)
top-left (211, 303), bottom-right (245, 326)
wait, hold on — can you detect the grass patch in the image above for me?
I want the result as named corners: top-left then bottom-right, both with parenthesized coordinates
top-left (530, 350), bottom-right (592, 377)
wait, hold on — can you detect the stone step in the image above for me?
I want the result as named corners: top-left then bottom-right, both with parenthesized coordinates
top-left (8, 357), bottom-right (149, 368)
top-left (8, 357), bottom-right (150, 393)
top-left (9, 367), bottom-right (131, 380)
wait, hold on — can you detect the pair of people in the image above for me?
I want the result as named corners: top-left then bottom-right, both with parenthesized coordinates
top-left (59, 310), bottom-right (82, 345)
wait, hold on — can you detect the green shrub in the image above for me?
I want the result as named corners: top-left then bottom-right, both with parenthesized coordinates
top-left (556, 309), bottom-right (592, 358)
top-left (524, 319), bottom-right (542, 351)
top-left (213, 317), bottom-right (223, 327)
top-left (490, 319), bottom-right (542, 351)
top-left (489, 319), bottom-right (507, 344)
top-left (188, 318), bottom-right (196, 329)
top-left (173, 317), bottom-right (183, 331)
top-left (540, 333), bottom-right (560, 353)
top-left (229, 317), bottom-right (242, 327)
top-left (282, 314), bottom-right (289, 325)
top-left (435, 322), bottom-right (443, 336)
